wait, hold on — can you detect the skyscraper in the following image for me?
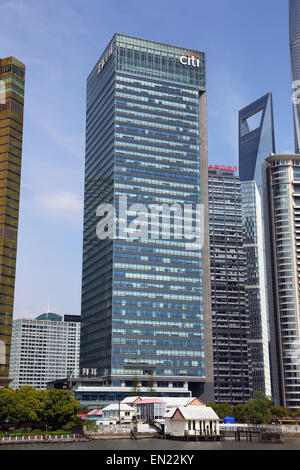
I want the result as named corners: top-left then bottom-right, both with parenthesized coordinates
top-left (263, 154), bottom-right (300, 410)
top-left (208, 167), bottom-right (251, 404)
top-left (0, 57), bottom-right (25, 388)
top-left (290, 0), bottom-right (300, 154)
top-left (239, 92), bottom-right (276, 193)
top-left (239, 93), bottom-right (276, 392)
top-left (241, 180), bottom-right (271, 397)
top-left (80, 34), bottom-right (213, 401)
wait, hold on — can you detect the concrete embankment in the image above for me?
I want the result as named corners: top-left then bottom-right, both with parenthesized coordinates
top-left (280, 425), bottom-right (300, 437)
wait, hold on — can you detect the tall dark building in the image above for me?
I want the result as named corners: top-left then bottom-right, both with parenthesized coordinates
top-left (80, 34), bottom-right (213, 401)
top-left (0, 57), bottom-right (25, 388)
top-left (239, 93), bottom-right (276, 400)
top-left (208, 167), bottom-right (251, 404)
top-left (239, 92), bottom-right (276, 193)
top-left (290, 0), bottom-right (300, 154)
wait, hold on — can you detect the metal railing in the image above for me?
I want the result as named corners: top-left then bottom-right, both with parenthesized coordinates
top-left (184, 429), bottom-right (219, 437)
top-left (0, 433), bottom-right (83, 443)
top-left (149, 419), bottom-right (164, 434)
top-left (220, 425), bottom-right (282, 433)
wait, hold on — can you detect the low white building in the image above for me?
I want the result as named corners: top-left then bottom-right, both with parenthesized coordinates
top-left (122, 396), bottom-right (205, 413)
top-left (162, 397), bottom-right (205, 412)
top-left (102, 403), bottom-right (135, 422)
top-left (164, 406), bottom-right (220, 438)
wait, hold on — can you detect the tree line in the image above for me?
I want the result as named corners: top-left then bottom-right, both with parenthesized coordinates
top-left (208, 391), bottom-right (299, 424)
top-left (0, 386), bottom-right (81, 432)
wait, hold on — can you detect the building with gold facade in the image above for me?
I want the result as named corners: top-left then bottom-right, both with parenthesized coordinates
top-left (0, 57), bottom-right (25, 387)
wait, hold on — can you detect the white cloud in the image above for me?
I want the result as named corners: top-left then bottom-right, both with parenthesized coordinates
top-left (35, 191), bottom-right (83, 222)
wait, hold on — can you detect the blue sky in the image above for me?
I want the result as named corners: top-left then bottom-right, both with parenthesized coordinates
top-left (1, 0), bottom-right (293, 319)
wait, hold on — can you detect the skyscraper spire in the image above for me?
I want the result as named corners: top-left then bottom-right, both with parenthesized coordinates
top-left (239, 92), bottom-right (276, 192)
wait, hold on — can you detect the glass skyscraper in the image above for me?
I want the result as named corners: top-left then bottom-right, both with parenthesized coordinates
top-left (0, 57), bottom-right (25, 387)
top-left (239, 92), bottom-right (276, 193)
top-left (208, 168), bottom-right (251, 404)
top-left (80, 34), bottom-right (213, 401)
top-left (290, 0), bottom-right (300, 154)
top-left (263, 154), bottom-right (300, 410)
top-left (239, 93), bottom-right (276, 394)
top-left (241, 181), bottom-right (271, 397)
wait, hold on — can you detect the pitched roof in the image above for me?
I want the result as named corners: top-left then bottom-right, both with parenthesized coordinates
top-left (188, 397), bottom-right (206, 406)
top-left (162, 397), bottom-right (205, 407)
top-left (87, 409), bottom-right (103, 416)
top-left (121, 396), bottom-right (204, 407)
top-left (121, 396), bottom-right (142, 404)
top-left (102, 403), bottom-right (135, 411)
top-left (165, 406), bottom-right (219, 421)
top-left (136, 398), bottom-right (166, 404)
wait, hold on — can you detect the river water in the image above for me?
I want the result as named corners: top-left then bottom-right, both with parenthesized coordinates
top-left (1, 437), bottom-right (300, 451)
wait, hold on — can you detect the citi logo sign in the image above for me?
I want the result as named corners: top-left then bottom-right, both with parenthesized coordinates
top-left (98, 43), bottom-right (114, 75)
top-left (179, 53), bottom-right (201, 68)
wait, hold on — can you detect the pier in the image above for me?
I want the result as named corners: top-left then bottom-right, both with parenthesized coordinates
top-left (220, 426), bottom-right (284, 443)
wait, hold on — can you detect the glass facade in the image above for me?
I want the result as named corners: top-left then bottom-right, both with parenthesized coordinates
top-left (241, 181), bottom-right (271, 397)
top-left (290, 0), bottom-right (300, 153)
top-left (208, 169), bottom-right (251, 404)
top-left (74, 387), bottom-right (191, 408)
top-left (239, 93), bottom-right (275, 192)
top-left (0, 57), bottom-right (25, 387)
top-left (239, 93), bottom-right (276, 395)
top-left (81, 34), bottom-right (212, 399)
top-left (264, 154), bottom-right (300, 410)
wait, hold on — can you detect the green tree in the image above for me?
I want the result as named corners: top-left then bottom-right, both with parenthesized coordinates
top-left (270, 405), bottom-right (293, 419)
top-left (207, 402), bottom-right (233, 420)
top-left (0, 387), bottom-right (15, 423)
top-left (12, 387), bottom-right (44, 424)
top-left (40, 389), bottom-right (81, 430)
top-left (243, 391), bottom-right (273, 424)
top-left (0, 387), bottom-right (44, 425)
top-left (232, 403), bottom-right (247, 423)
top-left (293, 408), bottom-right (300, 418)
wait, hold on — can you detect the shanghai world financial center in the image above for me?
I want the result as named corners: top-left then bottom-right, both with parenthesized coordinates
top-left (80, 34), bottom-right (214, 401)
